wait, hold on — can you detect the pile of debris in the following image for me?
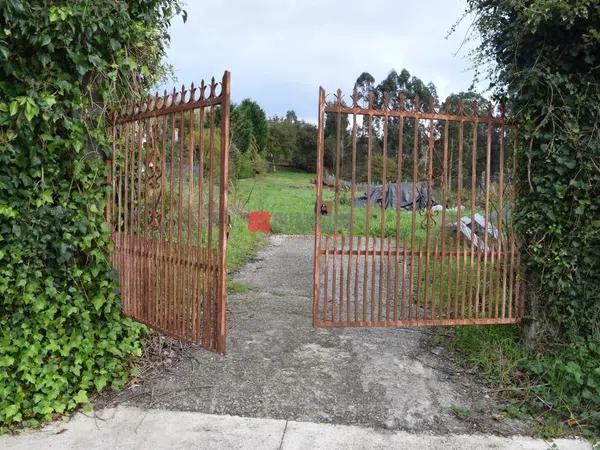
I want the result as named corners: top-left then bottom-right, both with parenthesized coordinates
top-left (448, 213), bottom-right (499, 253)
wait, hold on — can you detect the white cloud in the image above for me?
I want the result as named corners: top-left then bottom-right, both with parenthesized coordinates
top-left (165, 0), bottom-right (481, 121)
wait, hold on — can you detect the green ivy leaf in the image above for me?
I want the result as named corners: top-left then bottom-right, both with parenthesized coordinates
top-left (91, 295), bottom-right (105, 311)
top-left (0, 355), bottom-right (15, 367)
top-left (94, 376), bottom-right (108, 392)
top-left (4, 405), bottom-right (19, 420)
top-left (24, 99), bottom-right (39, 122)
top-left (43, 95), bottom-right (56, 107)
top-left (72, 390), bottom-right (88, 405)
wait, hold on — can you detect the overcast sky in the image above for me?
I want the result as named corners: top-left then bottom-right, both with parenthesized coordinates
top-left (165, 0), bottom-right (481, 122)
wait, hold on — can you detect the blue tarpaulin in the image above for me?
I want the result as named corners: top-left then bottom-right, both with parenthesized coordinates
top-left (354, 182), bottom-right (437, 210)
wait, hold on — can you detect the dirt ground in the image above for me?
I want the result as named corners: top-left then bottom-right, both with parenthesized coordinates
top-left (101, 235), bottom-right (528, 435)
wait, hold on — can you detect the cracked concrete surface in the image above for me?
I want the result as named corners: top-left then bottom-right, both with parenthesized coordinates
top-left (108, 235), bottom-right (529, 434)
top-left (3, 407), bottom-right (592, 450)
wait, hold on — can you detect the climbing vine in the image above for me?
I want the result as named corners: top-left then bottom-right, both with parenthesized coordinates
top-left (0, 0), bottom-right (183, 430)
top-left (466, 0), bottom-right (600, 434)
top-left (467, 0), bottom-right (599, 343)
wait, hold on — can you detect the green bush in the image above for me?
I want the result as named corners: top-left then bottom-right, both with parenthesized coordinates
top-left (525, 340), bottom-right (600, 434)
top-left (462, 1), bottom-right (599, 436)
top-left (235, 150), bottom-right (255, 179)
top-left (0, 0), bottom-right (182, 430)
top-left (467, 0), bottom-right (600, 343)
top-left (451, 326), bottom-right (600, 437)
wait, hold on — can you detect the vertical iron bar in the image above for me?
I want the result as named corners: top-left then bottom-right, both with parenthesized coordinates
top-left (198, 102), bottom-right (206, 342)
top-left (364, 96), bottom-right (373, 323)
top-left (482, 114), bottom-right (493, 318)
top-left (457, 115), bottom-right (466, 319)
top-left (395, 111), bottom-right (405, 323)
top-left (440, 115), bottom-right (450, 319)
top-left (498, 122), bottom-right (507, 318)
top-left (207, 95), bottom-right (216, 347)
top-left (177, 109), bottom-right (185, 337)
top-left (470, 115), bottom-right (479, 319)
top-left (379, 105), bottom-right (388, 322)
top-left (313, 87), bottom-right (325, 327)
top-left (159, 113), bottom-right (168, 331)
top-left (135, 117), bottom-right (144, 320)
top-left (423, 114), bottom-right (434, 318)
top-left (409, 107), bottom-right (420, 320)
top-left (348, 102), bottom-right (357, 323)
top-left (216, 71), bottom-right (230, 352)
top-left (332, 100), bottom-right (342, 323)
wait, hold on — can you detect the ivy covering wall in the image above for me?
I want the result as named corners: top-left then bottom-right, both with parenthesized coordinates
top-left (467, 0), bottom-right (600, 434)
top-left (0, 1), bottom-right (182, 430)
top-left (467, 0), bottom-right (599, 343)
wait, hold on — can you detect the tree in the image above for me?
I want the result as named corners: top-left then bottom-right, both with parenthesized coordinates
top-left (438, 92), bottom-right (497, 192)
top-left (467, 0), bottom-right (600, 343)
top-left (354, 71), bottom-right (375, 106)
top-left (350, 69), bottom-right (440, 180)
top-left (231, 99), bottom-right (269, 155)
top-left (294, 122), bottom-right (318, 172)
top-left (268, 114), bottom-right (298, 167)
top-left (285, 110), bottom-right (298, 123)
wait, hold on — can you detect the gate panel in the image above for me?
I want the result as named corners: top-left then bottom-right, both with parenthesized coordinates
top-left (107, 72), bottom-right (230, 352)
top-left (313, 87), bottom-right (523, 328)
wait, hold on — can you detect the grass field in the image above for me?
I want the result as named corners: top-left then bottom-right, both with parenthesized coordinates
top-left (230, 170), bottom-right (460, 243)
top-left (230, 170), bottom-right (512, 317)
top-left (230, 171), bottom-right (316, 234)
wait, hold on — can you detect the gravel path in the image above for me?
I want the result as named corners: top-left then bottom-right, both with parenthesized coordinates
top-left (110, 235), bottom-right (528, 435)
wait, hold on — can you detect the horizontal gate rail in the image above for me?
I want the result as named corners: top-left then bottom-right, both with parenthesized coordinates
top-left (313, 87), bottom-right (523, 328)
top-left (107, 72), bottom-right (230, 352)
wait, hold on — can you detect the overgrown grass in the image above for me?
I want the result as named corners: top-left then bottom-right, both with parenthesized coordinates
top-left (230, 171), bottom-right (316, 234)
top-left (225, 210), bottom-right (266, 294)
top-left (226, 211), bottom-right (266, 272)
top-left (447, 325), bottom-right (528, 386)
top-left (160, 178), bottom-right (265, 278)
top-left (443, 325), bottom-right (600, 440)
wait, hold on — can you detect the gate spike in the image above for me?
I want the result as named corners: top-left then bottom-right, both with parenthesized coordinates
top-left (200, 80), bottom-right (206, 100)
top-left (180, 84), bottom-right (186, 103)
top-left (367, 91), bottom-right (374, 109)
top-left (443, 96), bottom-right (451, 114)
top-left (414, 94), bottom-right (421, 112)
top-left (351, 87), bottom-right (359, 108)
top-left (335, 88), bottom-right (343, 106)
top-left (210, 77), bottom-right (217, 98)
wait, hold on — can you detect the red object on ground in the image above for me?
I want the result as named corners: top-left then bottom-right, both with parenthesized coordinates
top-left (248, 211), bottom-right (270, 233)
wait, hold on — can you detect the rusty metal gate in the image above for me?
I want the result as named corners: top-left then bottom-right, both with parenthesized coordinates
top-left (107, 72), bottom-right (230, 352)
top-left (313, 87), bottom-right (523, 328)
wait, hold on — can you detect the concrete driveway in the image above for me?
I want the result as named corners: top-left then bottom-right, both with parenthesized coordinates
top-left (3, 406), bottom-right (591, 450)
top-left (102, 235), bottom-right (526, 435)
